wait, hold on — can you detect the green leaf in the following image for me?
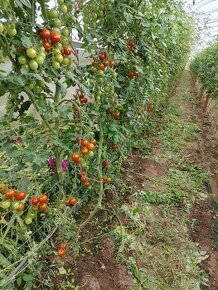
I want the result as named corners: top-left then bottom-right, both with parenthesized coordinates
top-left (22, 273), bottom-right (33, 282)
top-left (17, 0), bottom-right (31, 8)
top-left (21, 36), bottom-right (33, 48)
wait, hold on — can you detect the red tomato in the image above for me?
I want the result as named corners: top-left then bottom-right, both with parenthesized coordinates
top-left (50, 32), bottom-right (61, 43)
top-left (113, 112), bottom-right (120, 119)
top-left (38, 203), bottom-right (48, 212)
top-left (147, 104), bottom-right (153, 113)
top-left (78, 93), bottom-right (84, 100)
top-left (104, 52), bottom-right (109, 59)
top-left (40, 28), bottom-right (51, 40)
top-left (128, 40), bottom-right (135, 47)
top-left (71, 153), bottom-right (81, 163)
top-left (87, 143), bottom-right (95, 151)
top-left (76, 137), bottom-right (81, 143)
top-left (128, 71), bottom-right (134, 79)
top-left (69, 197), bottom-right (77, 206)
top-left (63, 47), bottom-right (72, 55)
top-left (38, 194), bottom-right (48, 203)
top-left (31, 197), bottom-right (39, 205)
top-left (43, 41), bottom-right (52, 51)
top-left (81, 139), bottom-right (88, 147)
top-left (92, 60), bottom-right (97, 66)
top-left (108, 108), bottom-right (113, 114)
top-left (14, 192), bottom-right (26, 201)
top-left (58, 248), bottom-right (65, 257)
top-left (5, 189), bottom-right (16, 200)
top-left (133, 71), bottom-right (138, 77)
top-left (110, 143), bottom-right (117, 150)
top-left (99, 53), bottom-right (106, 61)
top-left (16, 202), bottom-right (25, 212)
top-left (81, 97), bottom-right (88, 104)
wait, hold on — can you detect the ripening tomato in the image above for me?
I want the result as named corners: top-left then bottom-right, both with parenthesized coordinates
top-left (103, 60), bottom-right (109, 67)
top-left (31, 197), bottom-right (39, 205)
top-left (128, 71), bottom-right (134, 79)
top-left (92, 60), bottom-right (97, 66)
top-left (43, 41), bottom-right (52, 51)
top-left (69, 197), bottom-right (77, 206)
top-left (63, 47), bottom-right (72, 55)
top-left (109, 60), bottom-right (115, 67)
top-left (83, 181), bottom-right (90, 187)
top-left (87, 143), bottom-right (95, 151)
top-left (60, 242), bottom-right (67, 250)
top-left (103, 160), bottom-right (109, 168)
top-left (80, 175), bottom-right (88, 183)
top-left (14, 191), bottom-right (26, 201)
top-left (71, 153), bottom-right (81, 163)
top-left (90, 139), bottom-right (97, 145)
top-left (5, 189), bottom-right (16, 200)
top-left (133, 71), bottom-right (138, 77)
top-left (58, 248), bottom-right (65, 257)
top-left (16, 202), bottom-right (25, 212)
top-left (76, 137), bottom-right (81, 143)
top-left (38, 203), bottom-right (48, 212)
top-left (81, 139), bottom-right (88, 147)
top-left (147, 104), bottom-right (153, 113)
top-left (40, 28), bottom-right (50, 40)
top-left (38, 194), bottom-right (48, 203)
top-left (99, 63), bottom-right (105, 70)
top-left (110, 143), bottom-right (117, 150)
top-left (81, 147), bottom-right (89, 155)
top-left (50, 32), bottom-right (61, 43)
top-left (113, 112), bottom-right (120, 119)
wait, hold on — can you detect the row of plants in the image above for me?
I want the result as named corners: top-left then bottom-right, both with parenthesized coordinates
top-left (0, 0), bottom-right (193, 288)
top-left (191, 40), bottom-right (218, 100)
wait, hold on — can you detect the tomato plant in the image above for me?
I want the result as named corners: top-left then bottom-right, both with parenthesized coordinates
top-left (0, 0), bottom-right (193, 288)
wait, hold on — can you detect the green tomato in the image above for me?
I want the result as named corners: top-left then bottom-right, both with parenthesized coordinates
top-left (53, 18), bottom-right (61, 28)
top-left (27, 82), bottom-right (35, 90)
top-left (55, 53), bottom-right (63, 63)
top-left (0, 23), bottom-right (4, 33)
top-left (53, 48), bottom-right (61, 55)
top-left (92, 13), bottom-right (97, 20)
top-left (52, 61), bottom-right (60, 69)
top-left (29, 212), bottom-right (36, 219)
top-left (60, 4), bottom-right (68, 14)
top-left (29, 60), bottom-right (38, 70)
top-left (22, 64), bottom-right (30, 71)
top-left (11, 201), bottom-right (20, 210)
top-left (62, 37), bottom-right (69, 46)
top-left (38, 46), bottom-right (45, 53)
top-left (55, 43), bottom-right (63, 50)
top-left (1, 200), bottom-right (11, 209)
top-left (49, 9), bottom-right (59, 19)
top-left (38, 80), bottom-right (46, 88)
top-left (26, 48), bottom-right (37, 59)
top-left (35, 55), bottom-right (44, 65)
top-left (67, 3), bottom-right (73, 12)
top-left (52, 27), bottom-right (60, 33)
top-left (97, 70), bottom-right (104, 77)
top-left (45, 76), bottom-right (52, 83)
top-left (57, 0), bottom-right (64, 4)
top-left (62, 57), bottom-right (70, 65)
top-left (62, 27), bottom-right (69, 37)
top-left (35, 86), bottom-right (42, 94)
top-left (18, 56), bottom-right (27, 65)
top-left (25, 217), bottom-right (32, 225)
top-left (87, 151), bottom-right (94, 157)
top-left (7, 28), bottom-right (17, 37)
top-left (112, 72), bottom-right (117, 79)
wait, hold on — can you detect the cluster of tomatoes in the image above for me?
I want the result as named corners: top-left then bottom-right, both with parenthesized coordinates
top-left (92, 52), bottom-right (116, 71)
top-left (107, 108), bottom-right (121, 120)
top-left (31, 194), bottom-right (49, 212)
top-left (128, 40), bottom-right (137, 53)
top-left (0, 22), bottom-right (17, 37)
top-left (64, 197), bottom-right (77, 207)
top-left (0, 189), bottom-right (26, 212)
top-left (80, 171), bottom-right (90, 188)
top-left (71, 138), bottom-right (96, 165)
top-left (57, 242), bottom-right (67, 258)
top-left (77, 91), bottom-right (89, 106)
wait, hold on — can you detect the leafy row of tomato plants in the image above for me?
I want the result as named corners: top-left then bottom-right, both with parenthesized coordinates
top-left (191, 40), bottom-right (218, 100)
top-left (0, 0), bottom-right (193, 288)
